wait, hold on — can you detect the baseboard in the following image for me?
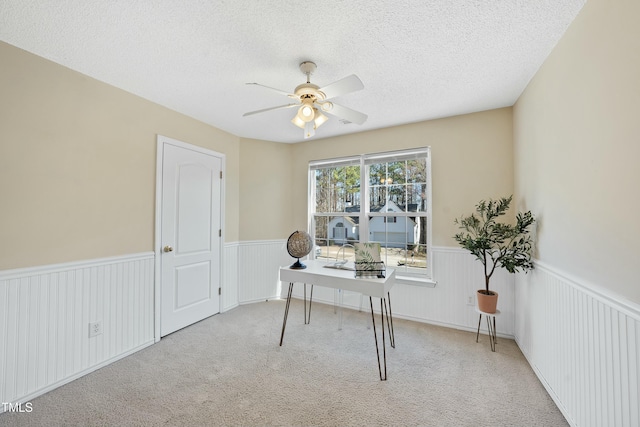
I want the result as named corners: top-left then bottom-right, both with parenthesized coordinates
top-left (515, 335), bottom-right (573, 426)
top-left (287, 293), bottom-right (515, 339)
top-left (221, 302), bottom-right (240, 313)
top-left (0, 340), bottom-right (154, 414)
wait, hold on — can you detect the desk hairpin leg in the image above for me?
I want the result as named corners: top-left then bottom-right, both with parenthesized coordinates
top-left (303, 283), bottom-right (313, 325)
top-left (384, 292), bottom-right (395, 348)
top-left (304, 283), bottom-right (313, 325)
top-left (280, 283), bottom-right (294, 346)
top-left (370, 296), bottom-right (388, 381)
top-left (280, 282), bottom-right (314, 347)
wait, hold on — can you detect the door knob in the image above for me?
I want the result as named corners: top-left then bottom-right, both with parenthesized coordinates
top-left (163, 245), bottom-right (174, 253)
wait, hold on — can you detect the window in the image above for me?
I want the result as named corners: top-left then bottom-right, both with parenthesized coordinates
top-left (309, 148), bottom-right (432, 282)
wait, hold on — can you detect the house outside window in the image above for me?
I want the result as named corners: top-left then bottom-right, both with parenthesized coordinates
top-left (309, 148), bottom-right (432, 282)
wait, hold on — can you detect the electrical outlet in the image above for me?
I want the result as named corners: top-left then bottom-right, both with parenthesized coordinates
top-left (467, 296), bottom-right (475, 306)
top-left (89, 321), bottom-right (102, 337)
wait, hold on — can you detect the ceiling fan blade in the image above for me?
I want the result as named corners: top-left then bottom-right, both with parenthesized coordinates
top-left (319, 102), bottom-right (367, 125)
top-left (317, 74), bottom-right (364, 100)
top-left (243, 103), bottom-right (299, 117)
top-left (246, 82), bottom-right (298, 99)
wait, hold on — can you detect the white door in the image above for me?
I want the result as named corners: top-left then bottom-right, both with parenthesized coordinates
top-left (159, 140), bottom-right (222, 337)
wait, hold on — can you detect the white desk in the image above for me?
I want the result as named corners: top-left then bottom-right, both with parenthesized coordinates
top-left (279, 260), bottom-right (396, 380)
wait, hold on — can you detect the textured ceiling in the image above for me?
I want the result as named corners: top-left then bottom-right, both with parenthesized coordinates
top-left (1, 0), bottom-right (586, 143)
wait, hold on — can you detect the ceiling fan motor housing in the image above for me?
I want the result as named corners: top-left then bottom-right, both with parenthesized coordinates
top-left (299, 61), bottom-right (317, 77)
top-left (294, 83), bottom-right (325, 101)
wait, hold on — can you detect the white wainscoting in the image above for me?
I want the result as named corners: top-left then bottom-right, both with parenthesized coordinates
top-left (6, 242), bottom-right (634, 425)
top-left (515, 262), bottom-right (640, 427)
top-left (394, 246), bottom-right (515, 336)
top-left (222, 243), bottom-right (239, 312)
top-left (236, 240), bottom-right (291, 305)
top-left (236, 243), bottom-right (517, 337)
top-left (0, 253), bottom-right (155, 409)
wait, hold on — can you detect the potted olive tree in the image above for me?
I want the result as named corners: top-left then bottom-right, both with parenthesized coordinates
top-left (454, 195), bottom-right (535, 313)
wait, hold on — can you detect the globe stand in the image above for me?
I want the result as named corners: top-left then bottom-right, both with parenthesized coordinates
top-left (286, 230), bottom-right (312, 270)
top-left (290, 258), bottom-right (307, 269)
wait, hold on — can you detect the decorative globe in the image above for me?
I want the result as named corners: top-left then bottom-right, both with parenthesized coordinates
top-left (287, 230), bottom-right (313, 269)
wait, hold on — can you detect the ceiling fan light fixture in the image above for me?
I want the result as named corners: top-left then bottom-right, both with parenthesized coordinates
top-left (302, 105), bottom-right (314, 120)
top-left (314, 109), bottom-right (328, 128)
top-left (245, 60), bottom-right (366, 140)
top-left (291, 114), bottom-right (306, 129)
top-left (292, 107), bottom-right (326, 136)
top-left (295, 101), bottom-right (315, 123)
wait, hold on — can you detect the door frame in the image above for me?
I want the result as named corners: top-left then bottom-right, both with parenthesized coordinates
top-left (154, 135), bottom-right (226, 342)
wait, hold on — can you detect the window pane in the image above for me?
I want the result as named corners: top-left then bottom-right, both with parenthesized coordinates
top-left (398, 217), bottom-right (428, 272)
top-left (313, 216), bottom-right (328, 257)
top-left (344, 165), bottom-right (361, 211)
top-left (369, 185), bottom-right (386, 211)
top-left (328, 216), bottom-right (359, 246)
top-left (345, 191), bottom-right (360, 210)
top-left (369, 213), bottom-right (429, 272)
top-left (417, 216), bottom-right (428, 247)
top-left (314, 216), bottom-right (328, 240)
top-left (315, 169), bottom-right (330, 212)
top-left (387, 161), bottom-right (406, 185)
top-left (415, 244), bottom-right (428, 266)
top-left (369, 215), bottom-right (386, 245)
top-left (369, 163), bottom-right (385, 186)
top-left (335, 181), bottom-right (346, 212)
top-left (315, 215), bottom-right (359, 260)
top-left (315, 165), bottom-right (360, 213)
top-left (369, 215), bottom-right (418, 244)
top-left (407, 183), bottom-right (428, 212)
top-left (388, 184), bottom-right (405, 208)
top-left (406, 159), bottom-right (427, 184)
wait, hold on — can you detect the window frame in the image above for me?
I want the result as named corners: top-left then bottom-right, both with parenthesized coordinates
top-left (308, 148), bottom-right (433, 285)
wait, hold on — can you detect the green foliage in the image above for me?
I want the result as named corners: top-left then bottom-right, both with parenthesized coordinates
top-left (454, 195), bottom-right (535, 293)
top-left (354, 242), bottom-right (380, 264)
top-left (315, 165), bottom-right (361, 213)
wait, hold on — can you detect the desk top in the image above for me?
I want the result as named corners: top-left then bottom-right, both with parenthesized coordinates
top-left (279, 259), bottom-right (395, 298)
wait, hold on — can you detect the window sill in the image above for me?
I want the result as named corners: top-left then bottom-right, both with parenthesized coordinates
top-left (395, 275), bottom-right (437, 288)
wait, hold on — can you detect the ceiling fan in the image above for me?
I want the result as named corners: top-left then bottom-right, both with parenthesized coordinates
top-left (243, 61), bottom-right (367, 139)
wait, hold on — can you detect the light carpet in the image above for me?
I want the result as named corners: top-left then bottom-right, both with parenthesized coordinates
top-left (1, 299), bottom-right (567, 426)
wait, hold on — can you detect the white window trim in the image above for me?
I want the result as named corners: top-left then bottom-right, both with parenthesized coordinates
top-left (308, 148), bottom-right (434, 284)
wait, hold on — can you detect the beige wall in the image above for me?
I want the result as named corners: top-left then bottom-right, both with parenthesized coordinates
top-left (238, 138), bottom-right (293, 240)
top-left (1, 39), bottom-right (513, 270)
top-left (513, 0), bottom-right (640, 303)
top-left (288, 108), bottom-right (514, 246)
top-left (0, 36), bottom-right (549, 283)
top-left (0, 41), bottom-right (240, 270)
